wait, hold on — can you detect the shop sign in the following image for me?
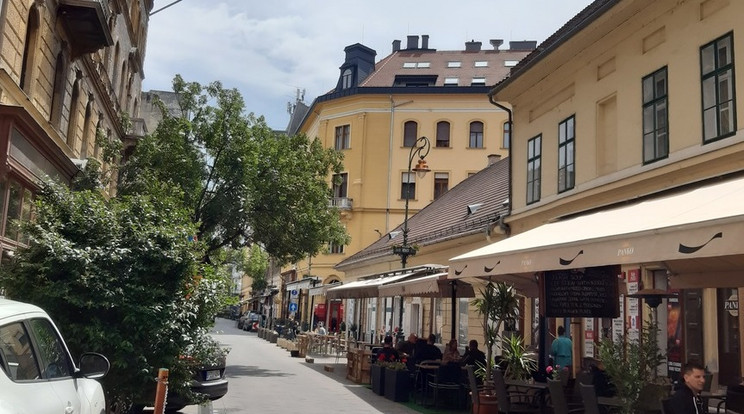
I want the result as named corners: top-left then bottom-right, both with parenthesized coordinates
top-left (725, 293), bottom-right (739, 317)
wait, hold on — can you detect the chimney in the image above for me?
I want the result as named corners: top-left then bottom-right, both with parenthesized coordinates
top-left (421, 35), bottom-right (429, 49)
top-left (509, 40), bottom-right (538, 51)
top-left (490, 39), bottom-right (504, 50)
top-left (488, 154), bottom-right (502, 165)
top-left (465, 40), bottom-right (482, 52)
top-left (392, 39), bottom-right (401, 52)
top-left (407, 35), bottom-right (419, 50)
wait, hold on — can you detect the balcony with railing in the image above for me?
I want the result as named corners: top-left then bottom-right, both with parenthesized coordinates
top-left (58, 0), bottom-right (113, 56)
top-left (329, 197), bottom-right (353, 210)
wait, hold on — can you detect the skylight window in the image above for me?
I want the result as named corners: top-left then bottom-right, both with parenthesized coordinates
top-left (474, 61), bottom-right (488, 67)
top-left (417, 62), bottom-right (431, 68)
top-left (403, 62), bottom-right (416, 68)
top-left (505, 60), bottom-right (519, 67)
top-left (471, 77), bottom-right (486, 85)
top-left (444, 77), bottom-right (458, 86)
top-left (447, 61), bottom-right (462, 68)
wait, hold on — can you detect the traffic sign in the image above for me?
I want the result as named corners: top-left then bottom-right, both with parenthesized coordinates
top-left (288, 302), bottom-right (298, 312)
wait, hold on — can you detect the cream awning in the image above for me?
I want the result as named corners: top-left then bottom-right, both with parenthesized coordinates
top-left (378, 272), bottom-right (475, 298)
top-left (449, 175), bottom-right (744, 292)
top-left (325, 273), bottom-right (413, 299)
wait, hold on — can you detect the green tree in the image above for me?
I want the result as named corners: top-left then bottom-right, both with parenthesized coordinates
top-left (0, 181), bottom-right (228, 408)
top-left (243, 244), bottom-right (269, 293)
top-left (117, 75), bottom-right (349, 265)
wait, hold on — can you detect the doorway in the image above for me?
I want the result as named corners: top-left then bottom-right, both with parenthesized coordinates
top-left (717, 288), bottom-right (740, 386)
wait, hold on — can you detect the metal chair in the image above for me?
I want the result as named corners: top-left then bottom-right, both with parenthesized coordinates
top-left (548, 379), bottom-right (584, 414)
top-left (426, 363), bottom-right (464, 409)
top-left (492, 369), bottom-right (541, 414)
top-left (579, 384), bottom-right (601, 414)
top-left (719, 385), bottom-right (744, 414)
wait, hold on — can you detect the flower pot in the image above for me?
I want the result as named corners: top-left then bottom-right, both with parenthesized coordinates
top-left (473, 392), bottom-right (499, 414)
top-left (384, 369), bottom-right (410, 402)
top-left (371, 364), bottom-right (386, 395)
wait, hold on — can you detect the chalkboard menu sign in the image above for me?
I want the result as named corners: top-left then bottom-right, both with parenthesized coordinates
top-left (543, 265), bottom-right (620, 318)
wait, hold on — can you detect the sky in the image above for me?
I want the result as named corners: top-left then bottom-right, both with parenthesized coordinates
top-left (143, 0), bottom-right (595, 130)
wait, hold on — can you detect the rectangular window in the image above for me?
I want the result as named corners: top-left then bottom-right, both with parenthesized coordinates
top-left (328, 242), bottom-right (344, 254)
top-left (474, 61), bottom-right (488, 67)
top-left (403, 62), bottom-right (416, 68)
top-left (642, 67), bottom-right (668, 163)
top-left (701, 32), bottom-right (736, 142)
top-left (434, 172), bottom-right (449, 200)
top-left (444, 77), bottom-right (458, 86)
top-left (471, 77), bottom-right (486, 86)
top-left (527, 135), bottom-right (542, 204)
top-left (558, 116), bottom-right (575, 193)
top-left (505, 60), bottom-right (519, 67)
top-left (3, 179), bottom-right (33, 243)
top-left (447, 61), bottom-right (462, 68)
top-left (404, 121), bottom-right (418, 147)
top-left (332, 173), bottom-right (348, 198)
top-left (401, 172), bottom-right (416, 200)
top-left (416, 62), bottom-right (431, 68)
top-left (502, 122), bottom-right (511, 149)
top-left (334, 125), bottom-right (350, 150)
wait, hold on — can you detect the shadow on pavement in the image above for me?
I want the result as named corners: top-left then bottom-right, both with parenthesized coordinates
top-left (226, 364), bottom-right (294, 378)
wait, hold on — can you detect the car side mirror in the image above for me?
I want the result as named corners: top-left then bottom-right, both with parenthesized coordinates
top-left (77, 353), bottom-right (110, 380)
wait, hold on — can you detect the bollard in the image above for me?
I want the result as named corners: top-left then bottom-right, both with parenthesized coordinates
top-left (153, 368), bottom-right (169, 414)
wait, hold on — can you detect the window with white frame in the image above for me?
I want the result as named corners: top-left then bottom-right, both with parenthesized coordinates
top-left (502, 122), bottom-right (510, 149)
top-left (701, 32), bottom-right (736, 142)
top-left (447, 61), bottom-right (462, 68)
top-left (444, 77), bottom-right (458, 86)
top-left (474, 61), bottom-right (488, 67)
top-left (557, 115), bottom-right (575, 193)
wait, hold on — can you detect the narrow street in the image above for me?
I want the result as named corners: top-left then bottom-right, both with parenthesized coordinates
top-left (182, 318), bottom-right (419, 414)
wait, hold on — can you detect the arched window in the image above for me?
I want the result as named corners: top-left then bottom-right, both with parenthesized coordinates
top-left (66, 75), bottom-right (82, 148)
top-left (403, 121), bottom-right (417, 147)
top-left (80, 99), bottom-right (94, 159)
top-left (111, 42), bottom-right (120, 89)
top-left (118, 61), bottom-right (127, 107)
top-left (436, 121), bottom-right (450, 147)
top-left (50, 52), bottom-right (68, 127)
top-left (20, 6), bottom-right (41, 94)
top-left (469, 121), bottom-right (484, 148)
top-left (341, 68), bottom-right (353, 89)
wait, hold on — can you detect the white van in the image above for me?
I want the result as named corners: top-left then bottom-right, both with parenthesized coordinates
top-left (0, 299), bottom-right (110, 414)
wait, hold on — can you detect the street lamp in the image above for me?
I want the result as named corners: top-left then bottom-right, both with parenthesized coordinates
top-left (393, 136), bottom-right (431, 341)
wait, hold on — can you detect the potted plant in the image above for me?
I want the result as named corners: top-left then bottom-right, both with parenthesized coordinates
top-left (471, 281), bottom-right (521, 385)
top-left (598, 320), bottom-right (668, 414)
top-left (384, 360), bottom-right (410, 402)
top-left (501, 335), bottom-right (537, 380)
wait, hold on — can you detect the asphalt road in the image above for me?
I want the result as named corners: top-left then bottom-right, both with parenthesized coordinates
top-left (180, 318), bottom-right (419, 414)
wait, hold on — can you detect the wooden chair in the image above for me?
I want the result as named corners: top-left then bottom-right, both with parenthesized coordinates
top-left (548, 379), bottom-right (584, 414)
top-left (467, 365), bottom-right (498, 412)
top-left (579, 384), bottom-right (601, 414)
top-left (492, 369), bottom-right (540, 414)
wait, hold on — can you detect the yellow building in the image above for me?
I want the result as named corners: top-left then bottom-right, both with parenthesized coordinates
top-left (290, 35), bottom-right (533, 330)
top-left (0, 0), bottom-right (150, 257)
top-left (452, 0), bottom-right (744, 386)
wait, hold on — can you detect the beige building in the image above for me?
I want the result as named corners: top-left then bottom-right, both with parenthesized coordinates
top-left (290, 35), bottom-right (533, 331)
top-left (452, 0), bottom-right (744, 386)
top-left (0, 0), bottom-right (150, 257)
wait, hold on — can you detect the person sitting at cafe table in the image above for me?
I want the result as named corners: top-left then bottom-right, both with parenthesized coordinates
top-left (461, 339), bottom-right (487, 368)
top-left (415, 334), bottom-right (443, 363)
top-left (667, 360), bottom-right (706, 414)
top-left (397, 333), bottom-right (417, 357)
top-left (588, 357), bottom-right (616, 397)
top-left (377, 335), bottom-right (400, 362)
top-left (442, 339), bottom-right (461, 364)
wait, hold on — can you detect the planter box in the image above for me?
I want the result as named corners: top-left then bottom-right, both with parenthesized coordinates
top-left (384, 369), bottom-right (410, 402)
top-left (370, 364), bottom-right (385, 395)
top-left (473, 392), bottom-right (499, 414)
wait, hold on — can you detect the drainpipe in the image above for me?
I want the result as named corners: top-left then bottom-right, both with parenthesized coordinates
top-left (488, 94), bottom-right (512, 217)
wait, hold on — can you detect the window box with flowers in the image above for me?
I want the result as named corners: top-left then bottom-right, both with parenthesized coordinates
top-left (384, 359), bottom-right (410, 402)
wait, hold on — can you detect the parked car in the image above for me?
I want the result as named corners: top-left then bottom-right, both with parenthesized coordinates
top-left (242, 312), bottom-right (260, 332)
top-left (0, 298), bottom-right (110, 414)
top-left (164, 352), bottom-right (228, 412)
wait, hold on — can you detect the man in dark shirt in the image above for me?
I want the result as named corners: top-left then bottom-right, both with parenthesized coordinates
top-left (397, 333), bottom-right (417, 357)
top-left (667, 360), bottom-right (706, 414)
top-left (377, 335), bottom-right (399, 362)
top-left (461, 339), bottom-right (487, 368)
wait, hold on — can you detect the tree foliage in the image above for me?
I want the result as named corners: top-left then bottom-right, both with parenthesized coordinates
top-left (0, 182), bottom-right (228, 407)
top-left (117, 75), bottom-right (349, 265)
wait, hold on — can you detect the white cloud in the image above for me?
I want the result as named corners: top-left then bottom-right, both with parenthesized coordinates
top-left (144, 0), bottom-right (594, 129)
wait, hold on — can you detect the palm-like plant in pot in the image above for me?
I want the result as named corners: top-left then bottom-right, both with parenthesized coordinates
top-left (471, 281), bottom-right (520, 384)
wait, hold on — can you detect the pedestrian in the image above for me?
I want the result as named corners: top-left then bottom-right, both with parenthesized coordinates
top-left (551, 325), bottom-right (572, 374)
top-left (666, 360), bottom-right (706, 414)
top-left (317, 322), bottom-right (327, 335)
